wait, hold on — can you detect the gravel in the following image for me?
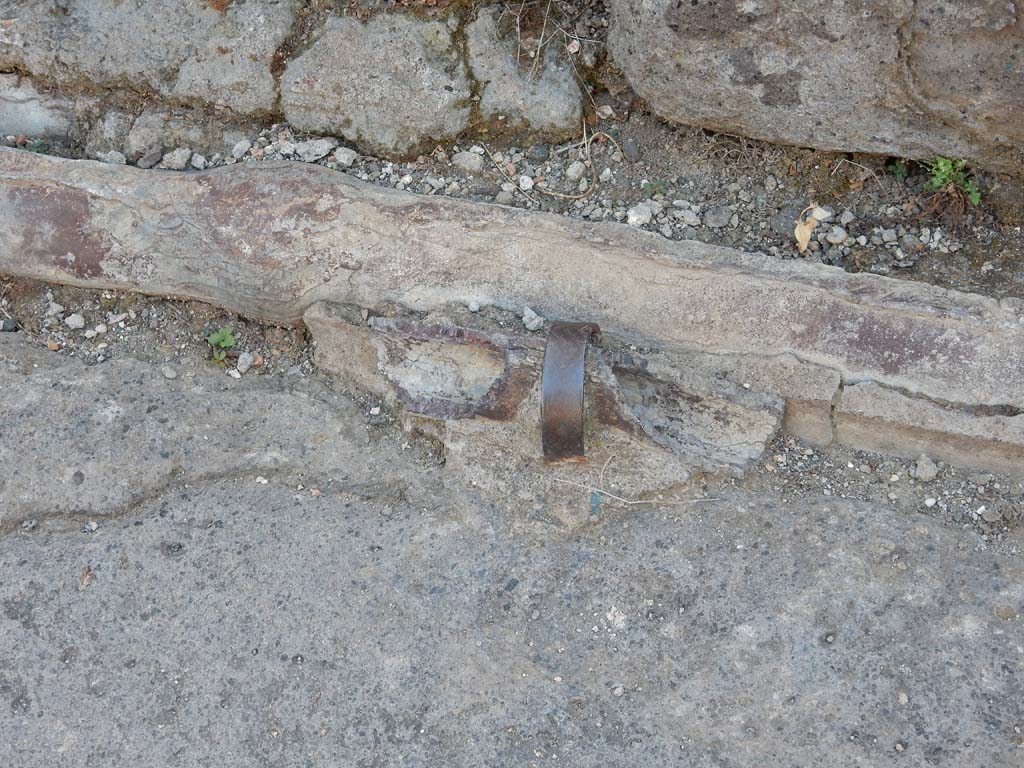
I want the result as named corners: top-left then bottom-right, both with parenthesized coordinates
top-left (136, 146), bottom-right (163, 169)
top-left (236, 350), bottom-right (256, 374)
top-left (333, 147), bottom-right (357, 167)
top-left (64, 313), bottom-right (85, 330)
top-left (626, 202), bottom-right (654, 227)
top-left (294, 138), bottom-right (338, 163)
top-left (232, 139), bottom-right (252, 160)
top-left (566, 160), bottom-right (588, 182)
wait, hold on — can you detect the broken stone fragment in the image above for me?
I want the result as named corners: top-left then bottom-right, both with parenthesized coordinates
top-left (304, 303), bottom-right (781, 499)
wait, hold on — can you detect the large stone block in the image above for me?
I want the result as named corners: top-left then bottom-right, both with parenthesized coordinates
top-left (466, 8), bottom-right (583, 139)
top-left (0, 0), bottom-right (298, 115)
top-left (0, 74), bottom-right (75, 138)
top-left (607, 0), bottom-right (1024, 173)
top-left (281, 14), bottom-right (471, 157)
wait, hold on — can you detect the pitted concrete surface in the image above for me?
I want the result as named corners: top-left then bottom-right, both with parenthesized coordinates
top-left (2, 339), bottom-right (1023, 767)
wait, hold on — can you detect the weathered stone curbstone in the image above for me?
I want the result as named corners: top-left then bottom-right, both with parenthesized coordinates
top-left (2, 149), bottom-right (1023, 472)
top-left (607, 0), bottom-right (1024, 173)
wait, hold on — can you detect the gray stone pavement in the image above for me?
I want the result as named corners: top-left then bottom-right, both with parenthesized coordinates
top-left (2, 336), bottom-right (1023, 767)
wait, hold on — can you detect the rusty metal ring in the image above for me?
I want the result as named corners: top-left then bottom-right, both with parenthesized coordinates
top-left (541, 321), bottom-right (599, 460)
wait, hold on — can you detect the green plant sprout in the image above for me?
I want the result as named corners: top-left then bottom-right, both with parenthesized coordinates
top-left (207, 326), bottom-right (235, 363)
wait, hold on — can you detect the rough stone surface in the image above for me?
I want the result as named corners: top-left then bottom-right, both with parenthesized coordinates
top-left (281, 15), bottom-right (471, 157)
top-left (2, 150), bottom-right (1024, 472)
top-left (124, 107), bottom-right (256, 161)
top-left (607, 0), bottom-right (1024, 173)
top-left (0, 332), bottom-right (1022, 766)
top-left (0, 74), bottom-right (74, 138)
top-left (0, 0), bottom-right (298, 115)
top-left (0, 334), bottom-right (408, 530)
top-left (467, 8), bottom-right (582, 138)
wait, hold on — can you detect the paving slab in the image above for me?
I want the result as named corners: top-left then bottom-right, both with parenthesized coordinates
top-left (2, 456), bottom-right (1022, 766)
top-left (1, 332), bottom-right (1023, 765)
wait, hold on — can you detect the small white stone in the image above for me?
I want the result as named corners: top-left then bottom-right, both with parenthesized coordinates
top-left (566, 160), bottom-right (588, 182)
top-left (924, 497), bottom-right (937, 508)
top-left (94, 323), bottom-right (107, 334)
top-left (518, 175), bottom-right (534, 191)
top-left (522, 306), bottom-right (544, 331)
top-left (84, 329), bottom-right (97, 339)
top-left (626, 203), bottom-right (653, 227)
top-left (231, 139), bottom-right (252, 160)
top-left (236, 351), bottom-right (255, 374)
top-left (333, 147), bottom-right (357, 167)
top-left (452, 151), bottom-right (484, 174)
top-left (190, 153), bottom-right (207, 170)
top-left (467, 300), bottom-right (481, 312)
top-left (826, 225), bottom-right (848, 244)
top-left (160, 365), bottom-right (177, 380)
top-left (227, 368), bottom-right (241, 379)
top-left (161, 147), bottom-right (192, 170)
top-left (64, 313), bottom-right (86, 330)
top-left (256, 476), bottom-right (269, 484)
top-left (369, 406), bottom-right (381, 416)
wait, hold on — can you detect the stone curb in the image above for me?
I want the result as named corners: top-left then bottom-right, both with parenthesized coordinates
top-left (2, 149), bottom-right (1022, 474)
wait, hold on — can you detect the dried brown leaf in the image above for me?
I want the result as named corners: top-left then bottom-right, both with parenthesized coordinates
top-left (794, 216), bottom-right (818, 254)
top-left (595, 104), bottom-right (615, 121)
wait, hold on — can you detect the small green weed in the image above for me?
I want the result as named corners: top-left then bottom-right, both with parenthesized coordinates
top-left (641, 180), bottom-right (669, 199)
top-left (923, 156), bottom-right (981, 206)
top-left (206, 326), bottom-right (235, 363)
top-left (887, 161), bottom-right (909, 180)
top-left (26, 139), bottom-right (50, 154)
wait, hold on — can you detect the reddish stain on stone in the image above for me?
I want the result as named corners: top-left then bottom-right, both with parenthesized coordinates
top-left (193, 172), bottom-right (347, 269)
top-left (7, 185), bottom-right (109, 278)
top-left (793, 304), bottom-right (973, 377)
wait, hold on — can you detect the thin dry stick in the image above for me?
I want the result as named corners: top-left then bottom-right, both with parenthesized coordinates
top-left (530, 0), bottom-right (555, 80)
top-left (552, 478), bottom-right (718, 506)
top-left (533, 125), bottom-right (625, 202)
top-left (831, 158), bottom-right (881, 188)
top-left (481, 144), bottom-right (541, 205)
